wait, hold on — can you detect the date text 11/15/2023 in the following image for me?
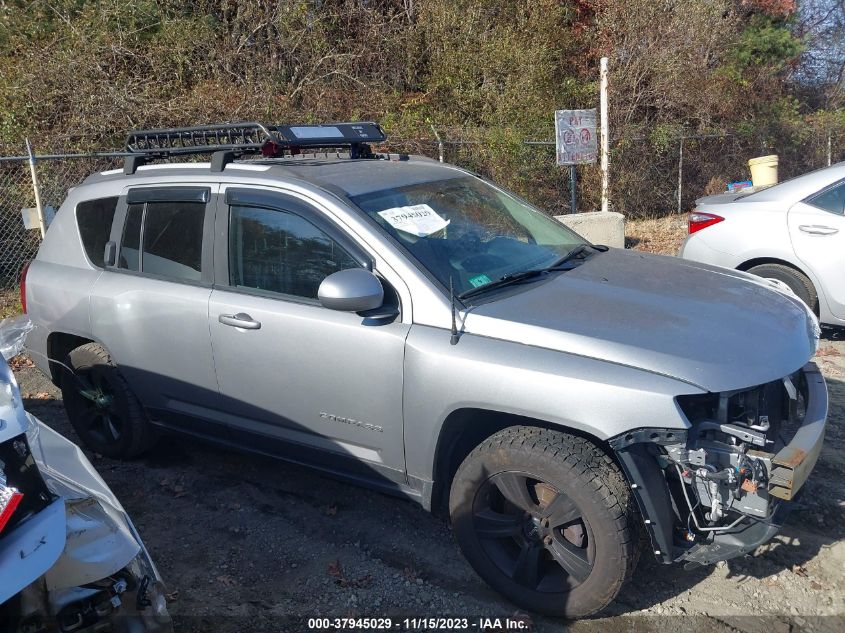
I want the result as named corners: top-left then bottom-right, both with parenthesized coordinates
top-left (306, 617), bottom-right (532, 630)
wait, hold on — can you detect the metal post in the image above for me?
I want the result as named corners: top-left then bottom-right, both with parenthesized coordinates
top-left (599, 57), bottom-right (609, 213)
top-left (677, 137), bottom-right (684, 214)
top-left (25, 138), bottom-right (47, 239)
top-left (570, 165), bottom-right (577, 214)
top-left (430, 124), bottom-right (444, 163)
top-left (827, 130), bottom-right (832, 167)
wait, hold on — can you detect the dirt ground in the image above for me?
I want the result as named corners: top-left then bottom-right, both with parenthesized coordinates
top-left (8, 328), bottom-right (844, 633)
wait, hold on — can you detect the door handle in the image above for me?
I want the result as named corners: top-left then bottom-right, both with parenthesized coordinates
top-left (799, 224), bottom-right (839, 235)
top-left (218, 313), bottom-right (262, 330)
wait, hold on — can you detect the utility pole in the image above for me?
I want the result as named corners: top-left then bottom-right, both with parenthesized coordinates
top-left (599, 57), bottom-right (609, 213)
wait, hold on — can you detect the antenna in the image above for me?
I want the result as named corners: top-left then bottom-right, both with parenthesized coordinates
top-left (450, 277), bottom-right (460, 345)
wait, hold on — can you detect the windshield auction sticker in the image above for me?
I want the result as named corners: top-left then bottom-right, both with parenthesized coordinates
top-left (378, 204), bottom-right (450, 237)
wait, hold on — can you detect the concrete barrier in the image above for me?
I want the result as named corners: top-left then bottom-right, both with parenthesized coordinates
top-left (555, 211), bottom-right (625, 248)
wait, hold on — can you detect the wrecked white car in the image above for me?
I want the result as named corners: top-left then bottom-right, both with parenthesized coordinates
top-left (0, 318), bottom-right (171, 633)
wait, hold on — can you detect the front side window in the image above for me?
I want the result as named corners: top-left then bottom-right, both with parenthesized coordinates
top-left (118, 200), bottom-right (205, 281)
top-left (351, 176), bottom-right (586, 296)
top-left (807, 181), bottom-right (845, 215)
top-left (229, 205), bottom-right (359, 299)
top-left (76, 197), bottom-right (118, 267)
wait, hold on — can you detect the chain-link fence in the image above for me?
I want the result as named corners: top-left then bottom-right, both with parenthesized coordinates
top-left (1, 128), bottom-right (841, 290)
top-left (0, 159), bottom-right (39, 289)
top-left (0, 154), bottom-right (123, 289)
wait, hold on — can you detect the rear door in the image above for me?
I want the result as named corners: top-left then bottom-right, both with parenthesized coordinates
top-left (207, 186), bottom-right (410, 485)
top-left (90, 185), bottom-right (222, 429)
top-left (788, 179), bottom-right (845, 318)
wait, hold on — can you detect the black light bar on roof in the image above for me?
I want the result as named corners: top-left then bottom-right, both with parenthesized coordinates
top-left (125, 122), bottom-right (276, 155)
top-left (122, 121), bottom-right (387, 174)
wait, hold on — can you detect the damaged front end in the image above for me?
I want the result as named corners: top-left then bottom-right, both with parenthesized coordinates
top-left (1, 354), bottom-right (171, 633)
top-left (610, 362), bottom-right (827, 567)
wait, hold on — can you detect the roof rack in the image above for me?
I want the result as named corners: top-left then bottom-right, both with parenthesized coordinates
top-left (123, 121), bottom-right (387, 174)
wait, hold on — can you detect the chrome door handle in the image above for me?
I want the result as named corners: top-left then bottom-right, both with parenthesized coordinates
top-left (218, 313), bottom-right (262, 330)
top-left (799, 224), bottom-right (839, 235)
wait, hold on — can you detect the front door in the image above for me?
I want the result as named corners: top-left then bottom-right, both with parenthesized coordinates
top-left (788, 180), bottom-right (845, 319)
top-left (208, 187), bottom-right (410, 484)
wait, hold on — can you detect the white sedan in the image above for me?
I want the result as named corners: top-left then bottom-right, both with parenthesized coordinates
top-left (680, 163), bottom-right (845, 327)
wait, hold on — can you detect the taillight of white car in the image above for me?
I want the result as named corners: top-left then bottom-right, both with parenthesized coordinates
top-left (689, 211), bottom-right (725, 234)
top-left (0, 476), bottom-right (23, 534)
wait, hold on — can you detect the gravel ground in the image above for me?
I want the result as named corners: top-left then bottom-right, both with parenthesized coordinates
top-left (9, 329), bottom-right (845, 633)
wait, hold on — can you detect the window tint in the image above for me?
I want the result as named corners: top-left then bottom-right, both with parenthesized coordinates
top-left (807, 181), bottom-right (845, 215)
top-left (142, 201), bottom-right (204, 280)
top-left (118, 200), bottom-right (205, 280)
top-left (77, 197), bottom-right (118, 267)
top-left (119, 203), bottom-right (143, 272)
top-left (229, 205), bottom-right (358, 299)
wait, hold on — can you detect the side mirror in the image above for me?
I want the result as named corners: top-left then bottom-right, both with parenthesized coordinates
top-left (318, 269), bottom-right (384, 312)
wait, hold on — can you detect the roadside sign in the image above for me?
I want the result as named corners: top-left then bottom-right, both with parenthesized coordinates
top-left (20, 205), bottom-right (55, 230)
top-left (555, 109), bottom-right (598, 165)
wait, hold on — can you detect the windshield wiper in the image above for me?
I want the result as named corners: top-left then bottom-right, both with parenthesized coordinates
top-left (457, 243), bottom-right (606, 301)
top-left (546, 243), bottom-right (607, 268)
top-left (458, 269), bottom-right (546, 300)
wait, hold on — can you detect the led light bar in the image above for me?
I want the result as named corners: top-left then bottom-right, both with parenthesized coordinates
top-left (124, 121), bottom-right (386, 156)
top-left (122, 121), bottom-right (387, 174)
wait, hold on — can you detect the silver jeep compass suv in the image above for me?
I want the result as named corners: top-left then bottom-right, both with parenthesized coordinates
top-left (22, 122), bottom-right (828, 617)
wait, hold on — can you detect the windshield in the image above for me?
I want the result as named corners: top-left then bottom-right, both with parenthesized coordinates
top-left (351, 176), bottom-right (586, 296)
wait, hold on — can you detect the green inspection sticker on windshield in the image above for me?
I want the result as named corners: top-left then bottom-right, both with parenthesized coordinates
top-left (468, 274), bottom-right (492, 288)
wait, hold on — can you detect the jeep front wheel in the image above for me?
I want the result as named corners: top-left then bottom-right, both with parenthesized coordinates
top-left (449, 426), bottom-right (639, 618)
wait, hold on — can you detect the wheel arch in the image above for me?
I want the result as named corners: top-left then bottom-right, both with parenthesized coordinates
top-left (46, 331), bottom-right (96, 385)
top-left (736, 256), bottom-right (822, 313)
top-left (737, 255), bottom-right (808, 275)
top-left (429, 408), bottom-right (614, 516)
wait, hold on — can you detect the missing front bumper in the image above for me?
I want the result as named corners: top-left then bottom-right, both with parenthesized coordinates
top-left (756, 363), bottom-right (828, 501)
top-left (611, 362), bottom-right (828, 567)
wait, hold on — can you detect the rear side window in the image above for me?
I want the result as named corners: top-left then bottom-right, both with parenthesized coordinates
top-left (806, 181), bottom-right (845, 215)
top-left (229, 205), bottom-right (359, 299)
top-left (119, 200), bottom-right (206, 281)
top-left (119, 203), bottom-right (143, 271)
top-left (76, 197), bottom-right (118, 267)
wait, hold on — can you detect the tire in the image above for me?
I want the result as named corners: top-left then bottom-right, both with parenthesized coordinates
top-left (746, 263), bottom-right (818, 312)
top-left (449, 426), bottom-right (639, 618)
top-left (60, 343), bottom-right (156, 459)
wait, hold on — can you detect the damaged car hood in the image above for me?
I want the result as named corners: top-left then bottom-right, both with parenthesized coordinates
top-left (463, 248), bottom-right (817, 393)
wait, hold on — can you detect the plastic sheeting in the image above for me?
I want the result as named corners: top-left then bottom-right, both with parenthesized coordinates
top-left (0, 314), bottom-right (33, 361)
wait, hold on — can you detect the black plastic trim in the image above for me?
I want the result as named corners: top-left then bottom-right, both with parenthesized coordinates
top-left (127, 187), bottom-right (210, 205)
top-left (613, 443), bottom-right (678, 564)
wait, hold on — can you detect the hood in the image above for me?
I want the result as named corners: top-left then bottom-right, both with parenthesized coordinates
top-left (463, 249), bottom-right (816, 392)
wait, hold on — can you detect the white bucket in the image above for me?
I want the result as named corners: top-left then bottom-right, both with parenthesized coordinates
top-left (748, 154), bottom-right (779, 187)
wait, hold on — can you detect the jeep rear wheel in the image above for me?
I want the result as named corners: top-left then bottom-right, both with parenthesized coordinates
top-left (449, 427), bottom-right (639, 618)
top-left (61, 343), bottom-right (156, 459)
